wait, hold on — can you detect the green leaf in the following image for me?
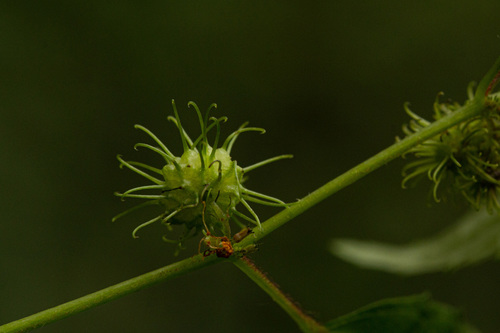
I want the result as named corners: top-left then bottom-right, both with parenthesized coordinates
top-left (325, 294), bottom-right (479, 333)
top-left (330, 210), bottom-right (500, 275)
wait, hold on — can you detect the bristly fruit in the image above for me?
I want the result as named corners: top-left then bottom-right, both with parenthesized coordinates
top-left (401, 83), bottom-right (500, 212)
top-left (113, 100), bottom-right (292, 254)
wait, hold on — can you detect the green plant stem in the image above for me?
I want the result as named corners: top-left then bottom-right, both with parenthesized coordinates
top-left (0, 254), bottom-right (220, 333)
top-left (236, 97), bottom-right (489, 251)
top-left (3, 56), bottom-right (499, 333)
top-left (233, 257), bottom-right (328, 333)
top-left (0, 100), bottom-right (488, 333)
top-left (236, 56), bottom-right (500, 249)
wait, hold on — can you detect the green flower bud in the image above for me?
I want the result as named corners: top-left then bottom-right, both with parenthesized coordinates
top-left (114, 100), bottom-right (293, 255)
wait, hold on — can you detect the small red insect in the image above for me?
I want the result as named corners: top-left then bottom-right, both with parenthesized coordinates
top-left (199, 234), bottom-right (234, 258)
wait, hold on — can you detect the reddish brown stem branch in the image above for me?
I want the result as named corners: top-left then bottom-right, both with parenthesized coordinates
top-left (485, 70), bottom-right (500, 96)
top-left (234, 257), bottom-right (327, 333)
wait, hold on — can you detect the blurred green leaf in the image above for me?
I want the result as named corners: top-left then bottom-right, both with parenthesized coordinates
top-left (330, 210), bottom-right (500, 275)
top-left (326, 294), bottom-right (479, 333)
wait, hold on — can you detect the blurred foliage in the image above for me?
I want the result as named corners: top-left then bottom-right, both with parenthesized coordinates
top-left (332, 209), bottom-right (500, 276)
top-left (326, 294), bottom-right (478, 333)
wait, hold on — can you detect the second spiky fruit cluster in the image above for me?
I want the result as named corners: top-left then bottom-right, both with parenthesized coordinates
top-left (401, 84), bottom-right (500, 212)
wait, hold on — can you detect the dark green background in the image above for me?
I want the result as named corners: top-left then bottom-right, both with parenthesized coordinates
top-left (1, 2), bottom-right (499, 332)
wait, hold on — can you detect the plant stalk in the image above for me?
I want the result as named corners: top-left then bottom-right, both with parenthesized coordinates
top-left (236, 94), bottom-right (492, 251)
top-left (3, 56), bottom-right (499, 332)
top-left (233, 257), bottom-right (327, 333)
top-left (0, 254), bottom-right (219, 333)
top-left (0, 98), bottom-right (488, 333)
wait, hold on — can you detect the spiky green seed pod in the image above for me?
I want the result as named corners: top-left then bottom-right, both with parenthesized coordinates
top-left (113, 100), bottom-right (292, 254)
top-left (401, 84), bottom-right (500, 212)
